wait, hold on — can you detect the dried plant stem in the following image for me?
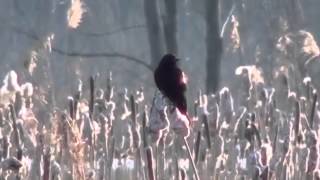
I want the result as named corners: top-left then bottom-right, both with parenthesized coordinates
top-left (294, 100), bottom-right (300, 144)
top-left (43, 148), bottom-right (51, 180)
top-left (158, 137), bottom-right (166, 180)
top-left (174, 152), bottom-right (180, 180)
top-left (194, 131), bottom-right (201, 164)
top-left (68, 97), bottom-right (74, 120)
top-left (9, 105), bottom-right (20, 155)
top-left (309, 91), bottom-right (317, 129)
top-left (89, 76), bottom-right (96, 168)
top-left (142, 110), bottom-right (148, 148)
top-left (202, 114), bottom-right (211, 149)
top-left (107, 137), bottom-right (115, 180)
top-left (130, 95), bottom-right (144, 180)
top-left (9, 104), bottom-right (21, 180)
top-left (146, 147), bottom-right (155, 180)
top-left (183, 137), bottom-right (200, 180)
top-left (154, 144), bottom-right (158, 180)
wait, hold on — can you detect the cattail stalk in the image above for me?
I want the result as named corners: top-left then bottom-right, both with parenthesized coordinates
top-left (89, 76), bottom-right (95, 119)
top-left (142, 110), bottom-right (148, 148)
top-left (194, 131), bottom-right (201, 164)
top-left (294, 100), bottom-right (300, 144)
top-left (272, 125), bottom-right (278, 154)
top-left (183, 137), bottom-right (200, 180)
top-left (202, 114), bottom-right (211, 149)
top-left (146, 147), bottom-right (155, 180)
top-left (9, 104), bottom-right (20, 155)
top-left (130, 95), bottom-right (143, 179)
top-left (43, 148), bottom-right (51, 180)
top-left (309, 91), bottom-right (317, 129)
top-left (107, 137), bottom-right (115, 180)
top-left (68, 97), bottom-right (74, 120)
top-left (89, 76), bottom-right (96, 169)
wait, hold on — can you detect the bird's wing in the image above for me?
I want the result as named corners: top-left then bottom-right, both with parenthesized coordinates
top-left (174, 68), bottom-right (187, 91)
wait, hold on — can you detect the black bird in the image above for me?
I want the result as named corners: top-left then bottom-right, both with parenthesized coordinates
top-left (154, 54), bottom-right (189, 121)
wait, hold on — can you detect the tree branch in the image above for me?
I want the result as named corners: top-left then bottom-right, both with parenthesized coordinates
top-left (75, 24), bottom-right (146, 37)
top-left (51, 48), bottom-right (153, 71)
top-left (5, 21), bottom-right (153, 72)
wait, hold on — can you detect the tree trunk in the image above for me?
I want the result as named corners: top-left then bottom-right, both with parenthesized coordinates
top-left (206, 0), bottom-right (223, 93)
top-left (163, 0), bottom-right (178, 55)
top-left (144, 0), bottom-right (164, 69)
top-left (286, 0), bottom-right (305, 31)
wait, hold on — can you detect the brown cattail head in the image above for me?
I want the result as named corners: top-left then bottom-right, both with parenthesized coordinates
top-left (89, 76), bottom-right (95, 120)
top-left (105, 72), bottom-right (113, 102)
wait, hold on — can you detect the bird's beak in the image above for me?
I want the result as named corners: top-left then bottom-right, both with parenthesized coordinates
top-left (175, 58), bottom-right (180, 62)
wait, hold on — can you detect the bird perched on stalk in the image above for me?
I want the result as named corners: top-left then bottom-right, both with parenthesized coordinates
top-left (154, 54), bottom-right (190, 123)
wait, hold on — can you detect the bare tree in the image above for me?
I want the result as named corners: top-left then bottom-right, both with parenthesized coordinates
top-left (206, 0), bottom-right (223, 93)
top-left (163, 0), bottom-right (178, 55)
top-left (143, 0), bottom-right (164, 69)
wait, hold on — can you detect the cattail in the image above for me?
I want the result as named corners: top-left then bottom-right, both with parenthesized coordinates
top-left (303, 77), bottom-right (312, 101)
top-left (68, 96), bottom-right (74, 120)
top-left (202, 114), bottom-right (211, 149)
top-left (0, 109), bottom-right (3, 127)
top-left (306, 131), bottom-right (318, 175)
top-left (272, 125), bottom-right (278, 154)
top-left (14, 91), bottom-right (22, 116)
top-left (50, 160), bottom-right (61, 180)
top-left (2, 136), bottom-right (10, 160)
top-left (97, 158), bottom-right (104, 180)
top-left (180, 168), bottom-right (187, 180)
top-left (149, 91), bottom-right (170, 144)
top-left (194, 100), bottom-right (199, 119)
top-left (106, 137), bottom-right (115, 179)
top-left (130, 95), bottom-right (137, 126)
top-left (309, 90), bottom-right (317, 129)
top-left (3, 71), bottom-right (20, 92)
top-left (9, 104), bottom-right (21, 157)
top-left (86, 170), bottom-right (95, 180)
top-left (219, 87), bottom-right (234, 124)
top-left (142, 109), bottom-right (148, 148)
top-left (105, 72), bottom-right (113, 102)
top-left (146, 146), bottom-right (155, 180)
top-left (294, 100), bottom-right (300, 144)
top-left (43, 148), bottom-right (51, 180)
top-left (89, 76), bottom-right (95, 120)
top-left (183, 138), bottom-right (200, 180)
top-left (194, 131), bottom-right (201, 164)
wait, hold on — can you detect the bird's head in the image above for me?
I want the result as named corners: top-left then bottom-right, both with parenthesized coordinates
top-left (159, 53), bottom-right (179, 68)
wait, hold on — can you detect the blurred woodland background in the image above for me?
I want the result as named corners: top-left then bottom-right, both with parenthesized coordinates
top-left (0, 0), bottom-right (320, 180)
top-left (0, 0), bottom-right (318, 103)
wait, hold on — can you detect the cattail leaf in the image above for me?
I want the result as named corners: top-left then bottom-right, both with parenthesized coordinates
top-left (202, 114), bottom-right (211, 149)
